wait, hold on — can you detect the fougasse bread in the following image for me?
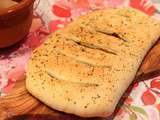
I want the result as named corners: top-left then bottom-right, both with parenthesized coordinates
top-left (26, 8), bottom-right (160, 117)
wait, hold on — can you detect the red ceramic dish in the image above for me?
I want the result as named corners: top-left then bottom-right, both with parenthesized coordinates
top-left (0, 0), bottom-right (35, 48)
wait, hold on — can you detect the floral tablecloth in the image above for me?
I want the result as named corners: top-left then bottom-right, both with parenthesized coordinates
top-left (0, 0), bottom-right (160, 120)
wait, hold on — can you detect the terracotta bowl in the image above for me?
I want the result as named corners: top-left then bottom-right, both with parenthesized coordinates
top-left (0, 0), bottom-right (35, 48)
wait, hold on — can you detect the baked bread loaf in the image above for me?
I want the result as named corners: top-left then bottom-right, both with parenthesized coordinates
top-left (26, 8), bottom-right (160, 117)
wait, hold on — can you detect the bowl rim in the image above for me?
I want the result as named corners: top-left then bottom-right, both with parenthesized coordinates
top-left (0, 0), bottom-right (35, 17)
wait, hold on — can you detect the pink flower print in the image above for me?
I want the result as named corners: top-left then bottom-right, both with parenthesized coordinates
top-left (25, 26), bottom-right (49, 49)
top-left (49, 19), bottom-right (70, 33)
top-left (69, 0), bottom-right (90, 9)
top-left (130, 0), bottom-right (156, 15)
top-left (156, 103), bottom-right (160, 111)
top-left (29, 18), bottom-right (43, 33)
top-left (88, 0), bottom-right (106, 9)
top-left (107, 0), bottom-right (125, 7)
top-left (71, 8), bottom-right (90, 20)
top-left (52, 3), bottom-right (71, 18)
top-left (133, 82), bottom-right (139, 89)
top-left (141, 90), bottom-right (156, 105)
top-left (25, 32), bottom-right (43, 49)
top-left (69, 0), bottom-right (90, 19)
top-left (125, 97), bottom-right (133, 105)
top-left (7, 66), bottom-right (26, 82)
top-left (150, 79), bottom-right (160, 89)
